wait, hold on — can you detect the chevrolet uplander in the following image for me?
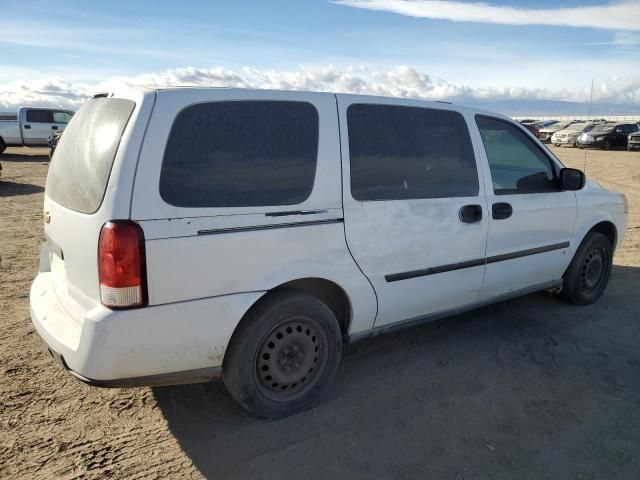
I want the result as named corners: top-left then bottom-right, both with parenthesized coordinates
top-left (31, 88), bottom-right (628, 417)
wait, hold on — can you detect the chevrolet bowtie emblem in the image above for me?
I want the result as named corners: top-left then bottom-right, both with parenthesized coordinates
top-left (43, 210), bottom-right (51, 224)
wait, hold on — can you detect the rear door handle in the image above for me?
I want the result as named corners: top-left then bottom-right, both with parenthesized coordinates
top-left (459, 204), bottom-right (483, 223)
top-left (24, 124), bottom-right (31, 129)
top-left (492, 202), bottom-right (513, 220)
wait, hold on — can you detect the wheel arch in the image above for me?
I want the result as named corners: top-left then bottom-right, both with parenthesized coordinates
top-left (574, 218), bottom-right (618, 252)
top-left (234, 277), bottom-right (352, 335)
top-left (272, 278), bottom-right (352, 335)
top-left (587, 221), bottom-right (617, 249)
top-left (222, 277), bottom-right (353, 367)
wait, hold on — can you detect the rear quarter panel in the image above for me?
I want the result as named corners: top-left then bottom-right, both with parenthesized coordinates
top-left (0, 119), bottom-right (22, 145)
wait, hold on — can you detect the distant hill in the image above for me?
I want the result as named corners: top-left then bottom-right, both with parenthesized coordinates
top-left (456, 98), bottom-right (640, 117)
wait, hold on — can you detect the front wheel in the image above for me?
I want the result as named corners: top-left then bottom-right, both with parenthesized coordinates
top-left (223, 291), bottom-right (342, 418)
top-left (561, 232), bottom-right (613, 305)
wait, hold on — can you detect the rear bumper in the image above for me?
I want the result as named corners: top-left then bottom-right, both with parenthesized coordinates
top-left (30, 271), bottom-right (263, 387)
top-left (43, 343), bottom-right (221, 387)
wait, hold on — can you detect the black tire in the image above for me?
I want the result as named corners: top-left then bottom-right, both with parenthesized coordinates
top-left (561, 232), bottom-right (613, 305)
top-left (0, 138), bottom-right (6, 155)
top-left (223, 291), bottom-right (342, 418)
top-left (603, 140), bottom-right (612, 150)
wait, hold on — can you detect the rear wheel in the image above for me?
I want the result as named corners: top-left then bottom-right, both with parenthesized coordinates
top-left (0, 138), bottom-right (6, 155)
top-left (561, 232), bottom-right (612, 305)
top-left (223, 291), bottom-right (342, 418)
top-left (603, 140), bottom-right (612, 150)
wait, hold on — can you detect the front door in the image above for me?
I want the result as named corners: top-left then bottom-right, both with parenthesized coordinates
top-left (474, 115), bottom-right (577, 300)
top-left (338, 97), bottom-right (488, 328)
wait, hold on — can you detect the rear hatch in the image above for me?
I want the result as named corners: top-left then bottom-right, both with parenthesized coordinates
top-left (43, 92), bottom-right (150, 316)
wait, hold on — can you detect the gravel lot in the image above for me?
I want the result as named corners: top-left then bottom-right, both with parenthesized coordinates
top-left (1, 146), bottom-right (639, 479)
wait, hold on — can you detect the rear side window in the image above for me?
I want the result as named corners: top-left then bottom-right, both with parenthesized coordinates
top-left (476, 116), bottom-right (558, 195)
top-left (159, 101), bottom-right (319, 208)
top-left (347, 104), bottom-right (478, 201)
top-left (46, 98), bottom-right (135, 214)
top-left (26, 109), bottom-right (54, 123)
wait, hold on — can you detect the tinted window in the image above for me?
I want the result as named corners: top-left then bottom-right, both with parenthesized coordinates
top-left (46, 98), bottom-right (135, 214)
top-left (53, 111), bottom-right (73, 124)
top-left (476, 116), bottom-right (558, 195)
top-left (160, 101), bottom-right (319, 208)
top-left (26, 109), bottom-right (54, 123)
top-left (347, 104), bottom-right (478, 201)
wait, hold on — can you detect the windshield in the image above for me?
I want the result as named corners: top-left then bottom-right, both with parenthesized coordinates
top-left (593, 124), bottom-right (614, 133)
top-left (45, 97), bottom-right (136, 214)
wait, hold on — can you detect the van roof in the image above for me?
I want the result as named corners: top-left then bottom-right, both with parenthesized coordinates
top-left (99, 86), bottom-right (511, 121)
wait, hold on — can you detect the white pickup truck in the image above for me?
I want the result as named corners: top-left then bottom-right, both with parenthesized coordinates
top-left (0, 107), bottom-right (74, 153)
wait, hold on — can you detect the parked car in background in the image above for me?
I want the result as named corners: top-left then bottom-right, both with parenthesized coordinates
top-left (520, 121), bottom-right (539, 138)
top-left (628, 130), bottom-right (640, 151)
top-left (551, 123), bottom-right (599, 147)
top-left (31, 88), bottom-right (627, 418)
top-left (0, 107), bottom-right (74, 154)
top-left (577, 123), bottom-right (640, 150)
top-left (534, 120), bottom-right (558, 128)
top-left (538, 120), bottom-right (580, 143)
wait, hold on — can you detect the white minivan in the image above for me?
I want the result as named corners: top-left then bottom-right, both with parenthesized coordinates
top-left (31, 88), bottom-right (627, 418)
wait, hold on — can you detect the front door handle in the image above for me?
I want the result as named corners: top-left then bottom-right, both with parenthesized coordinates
top-left (492, 202), bottom-right (513, 220)
top-left (51, 125), bottom-right (58, 130)
top-left (459, 204), bottom-right (483, 223)
top-left (24, 124), bottom-right (31, 129)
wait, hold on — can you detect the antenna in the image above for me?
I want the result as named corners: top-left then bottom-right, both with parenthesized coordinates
top-left (584, 78), bottom-right (594, 174)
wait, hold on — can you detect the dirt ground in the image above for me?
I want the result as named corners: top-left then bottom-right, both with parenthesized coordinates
top-left (1, 145), bottom-right (640, 479)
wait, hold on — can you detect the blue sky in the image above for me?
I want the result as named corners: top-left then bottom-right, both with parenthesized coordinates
top-left (1, 0), bottom-right (639, 111)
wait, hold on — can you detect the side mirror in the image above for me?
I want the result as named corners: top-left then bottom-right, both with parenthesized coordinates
top-left (560, 168), bottom-right (586, 191)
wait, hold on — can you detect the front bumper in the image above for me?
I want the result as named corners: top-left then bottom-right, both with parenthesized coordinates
top-left (30, 271), bottom-right (263, 387)
top-left (577, 137), bottom-right (605, 148)
top-left (551, 136), bottom-right (577, 145)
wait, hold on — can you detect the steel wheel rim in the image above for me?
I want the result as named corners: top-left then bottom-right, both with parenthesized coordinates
top-left (580, 247), bottom-right (606, 293)
top-left (255, 316), bottom-right (327, 401)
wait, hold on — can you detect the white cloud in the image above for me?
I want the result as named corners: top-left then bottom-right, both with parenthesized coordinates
top-left (335, 0), bottom-right (640, 31)
top-left (1, 65), bottom-right (639, 112)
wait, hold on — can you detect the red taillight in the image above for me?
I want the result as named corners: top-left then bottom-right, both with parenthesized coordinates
top-left (98, 221), bottom-right (147, 309)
